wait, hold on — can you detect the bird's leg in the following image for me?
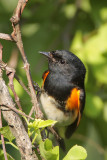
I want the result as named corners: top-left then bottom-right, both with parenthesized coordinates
top-left (33, 81), bottom-right (41, 93)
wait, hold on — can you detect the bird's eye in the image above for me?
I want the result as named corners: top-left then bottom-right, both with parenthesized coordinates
top-left (60, 59), bottom-right (65, 64)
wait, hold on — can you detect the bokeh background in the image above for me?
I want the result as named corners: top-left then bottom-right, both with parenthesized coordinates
top-left (0, 0), bottom-right (107, 159)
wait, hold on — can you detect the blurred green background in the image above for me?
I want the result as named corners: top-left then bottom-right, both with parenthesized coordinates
top-left (0, 0), bottom-right (107, 159)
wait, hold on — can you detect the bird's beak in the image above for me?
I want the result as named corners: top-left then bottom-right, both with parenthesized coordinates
top-left (39, 51), bottom-right (51, 59)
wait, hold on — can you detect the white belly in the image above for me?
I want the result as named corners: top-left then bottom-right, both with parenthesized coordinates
top-left (39, 92), bottom-right (77, 126)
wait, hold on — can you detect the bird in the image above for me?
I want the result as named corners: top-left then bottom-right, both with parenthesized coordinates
top-left (39, 50), bottom-right (86, 139)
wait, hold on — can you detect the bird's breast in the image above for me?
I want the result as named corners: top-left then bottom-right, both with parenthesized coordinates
top-left (39, 92), bottom-right (78, 126)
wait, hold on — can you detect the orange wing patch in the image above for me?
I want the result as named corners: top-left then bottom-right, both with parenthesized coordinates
top-left (66, 88), bottom-right (80, 112)
top-left (42, 70), bottom-right (49, 86)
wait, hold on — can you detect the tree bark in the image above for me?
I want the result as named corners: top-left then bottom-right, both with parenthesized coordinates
top-left (0, 78), bottom-right (38, 160)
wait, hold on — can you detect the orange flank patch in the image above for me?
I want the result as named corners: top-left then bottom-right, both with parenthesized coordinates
top-left (42, 70), bottom-right (49, 86)
top-left (66, 88), bottom-right (80, 112)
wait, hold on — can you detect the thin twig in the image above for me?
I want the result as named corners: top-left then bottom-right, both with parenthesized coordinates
top-left (0, 59), bottom-right (23, 110)
top-left (0, 104), bottom-right (34, 120)
top-left (0, 0), bottom-right (41, 159)
top-left (48, 126), bottom-right (61, 140)
top-left (7, 71), bottom-right (22, 110)
top-left (14, 74), bottom-right (31, 96)
top-left (0, 0), bottom-right (42, 118)
top-left (6, 48), bottom-right (22, 110)
top-left (28, 106), bottom-right (36, 122)
top-left (0, 60), bottom-right (15, 72)
top-left (0, 33), bottom-right (14, 41)
top-left (0, 60), bottom-right (31, 95)
top-left (10, 0), bottom-right (42, 118)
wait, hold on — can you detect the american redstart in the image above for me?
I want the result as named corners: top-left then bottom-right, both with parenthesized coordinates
top-left (39, 50), bottom-right (86, 139)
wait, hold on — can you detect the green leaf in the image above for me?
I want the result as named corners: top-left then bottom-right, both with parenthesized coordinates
top-left (63, 145), bottom-right (87, 160)
top-left (28, 119), bottom-right (57, 145)
top-left (0, 149), bottom-right (14, 160)
top-left (32, 133), bottom-right (38, 144)
top-left (0, 140), bottom-right (18, 150)
top-left (39, 139), bottom-right (59, 160)
top-left (6, 142), bottom-right (18, 150)
top-left (44, 139), bottom-right (53, 151)
top-left (37, 119), bottom-right (57, 128)
top-left (0, 126), bottom-right (15, 142)
top-left (28, 119), bottom-right (57, 129)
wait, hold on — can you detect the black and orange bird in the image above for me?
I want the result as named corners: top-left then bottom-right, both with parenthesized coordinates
top-left (39, 50), bottom-right (86, 139)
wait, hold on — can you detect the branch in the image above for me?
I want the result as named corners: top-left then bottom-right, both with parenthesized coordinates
top-left (0, 43), bottom-right (8, 160)
top-left (0, 33), bottom-right (13, 41)
top-left (7, 71), bottom-right (22, 110)
top-left (0, 0), bottom-right (43, 157)
top-left (0, 110), bottom-right (8, 160)
top-left (0, 43), bottom-right (3, 75)
top-left (14, 74), bottom-right (31, 96)
top-left (0, 79), bottom-right (38, 160)
top-left (0, 43), bottom-right (37, 159)
top-left (10, 0), bottom-right (42, 118)
top-left (0, 104), bottom-right (34, 121)
top-left (0, 60), bottom-right (31, 96)
top-left (0, 0), bottom-right (42, 118)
